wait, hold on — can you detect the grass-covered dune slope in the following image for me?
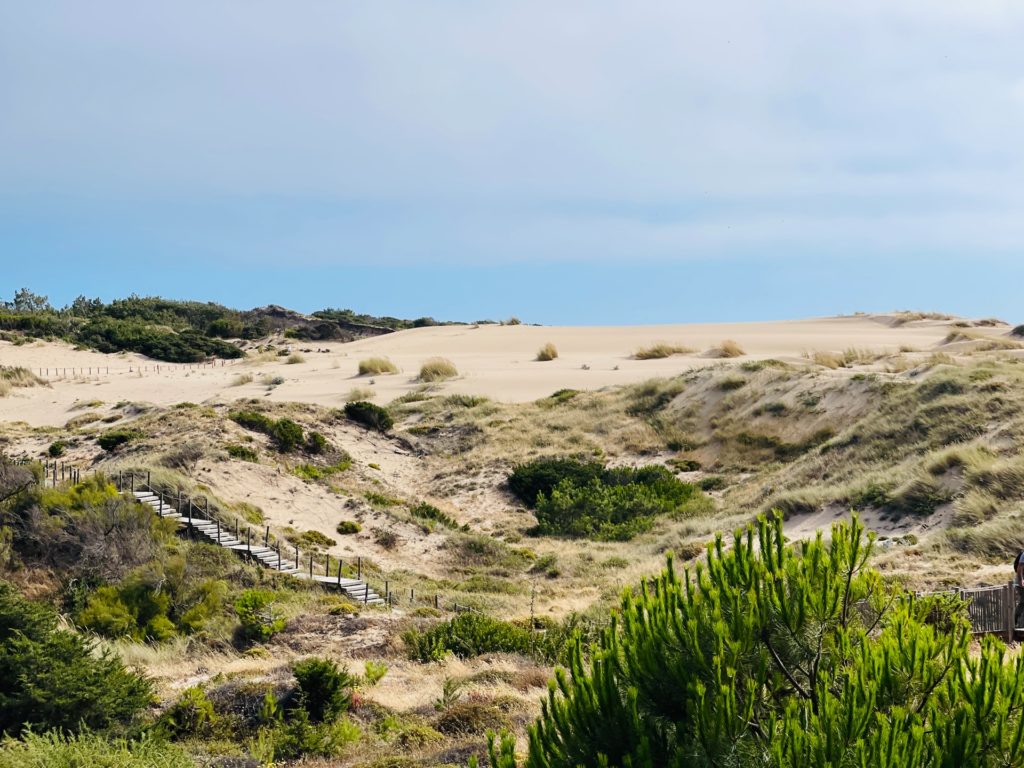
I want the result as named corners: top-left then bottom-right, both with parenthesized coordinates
top-left (3, 322), bottom-right (1024, 765)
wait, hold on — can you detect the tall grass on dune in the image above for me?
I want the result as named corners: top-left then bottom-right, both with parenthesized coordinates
top-left (0, 365), bottom-right (45, 397)
top-left (419, 357), bottom-right (458, 382)
top-left (536, 343), bottom-right (559, 362)
top-left (707, 339), bottom-right (745, 358)
top-left (633, 343), bottom-right (694, 360)
top-left (358, 357), bottom-right (398, 375)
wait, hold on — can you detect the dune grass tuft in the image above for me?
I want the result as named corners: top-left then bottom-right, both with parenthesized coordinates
top-left (634, 343), bottom-right (694, 360)
top-left (230, 373), bottom-right (254, 387)
top-left (0, 366), bottom-right (45, 397)
top-left (358, 357), bottom-right (398, 376)
top-left (707, 340), bottom-right (745, 358)
top-left (536, 343), bottom-right (559, 362)
top-left (285, 353), bottom-right (305, 365)
top-left (419, 357), bottom-right (458, 382)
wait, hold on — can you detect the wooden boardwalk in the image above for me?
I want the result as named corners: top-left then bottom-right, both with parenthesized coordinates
top-left (128, 485), bottom-right (385, 605)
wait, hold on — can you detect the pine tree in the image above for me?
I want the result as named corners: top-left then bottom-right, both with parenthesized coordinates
top-left (489, 513), bottom-right (1024, 767)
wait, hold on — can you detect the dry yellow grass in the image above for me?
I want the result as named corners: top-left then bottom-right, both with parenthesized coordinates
top-left (419, 357), bottom-right (458, 382)
top-left (633, 342), bottom-right (694, 360)
top-left (536, 343), bottom-right (558, 362)
top-left (286, 353), bottom-right (306, 364)
top-left (358, 357), bottom-right (399, 375)
top-left (707, 339), bottom-right (745, 358)
top-left (346, 386), bottom-right (375, 402)
top-left (230, 373), bottom-right (254, 386)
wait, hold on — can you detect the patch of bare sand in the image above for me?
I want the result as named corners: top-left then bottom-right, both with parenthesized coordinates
top-left (0, 314), bottom-right (1002, 427)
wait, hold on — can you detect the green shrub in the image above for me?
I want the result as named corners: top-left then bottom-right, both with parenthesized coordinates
top-left (508, 457), bottom-right (605, 506)
top-left (344, 401), bottom-right (394, 433)
top-left (419, 357), bottom-right (458, 382)
top-left (271, 418), bottom-right (304, 452)
top-left (234, 590), bottom-right (286, 643)
top-left (364, 661), bottom-right (388, 686)
top-left (1013, 324), bottom-right (1024, 337)
top-left (358, 357), bottom-right (398, 375)
top-left (226, 443), bottom-right (259, 462)
top-left (336, 521), bottom-right (361, 535)
top-left (699, 475), bottom-right (726, 492)
top-left (255, 710), bottom-right (360, 761)
top-left (287, 529), bottom-right (337, 549)
top-left (512, 459), bottom-right (704, 540)
top-left (306, 431), bottom-right (329, 454)
top-left (0, 731), bottom-right (191, 768)
top-left (229, 410), bottom-right (273, 433)
top-left (162, 686), bottom-right (218, 738)
top-left (292, 657), bottom-right (355, 723)
top-left (486, 514), bottom-right (1016, 768)
top-left (0, 581), bottom-right (153, 735)
top-left (410, 502), bottom-right (462, 529)
top-left (403, 613), bottom-right (537, 662)
top-left (718, 376), bottom-right (746, 391)
top-left (47, 440), bottom-right (66, 458)
top-left (97, 428), bottom-right (142, 452)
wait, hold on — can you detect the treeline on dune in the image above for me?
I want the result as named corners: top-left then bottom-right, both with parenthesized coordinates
top-left (0, 288), bottom-right (460, 363)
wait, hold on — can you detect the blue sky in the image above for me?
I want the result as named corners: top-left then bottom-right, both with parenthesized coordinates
top-left (1, 2), bottom-right (1022, 324)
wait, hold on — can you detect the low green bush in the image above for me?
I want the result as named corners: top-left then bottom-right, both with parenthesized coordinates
top-left (0, 581), bottom-right (153, 735)
top-left (336, 521), bottom-right (361, 535)
top-left (699, 475), bottom-right (726, 492)
top-left (229, 410), bottom-right (305, 452)
top-left (97, 428), bottom-right (143, 452)
top-left (344, 401), bottom-right (394, 433)
top-left (292, 657), bottom-right (355, 723)
top-left (234, 590), bottom-right (286, 643)
top-left (403, 612), bottom-right (586, 664)
top-left (47, 440), bottom-right (65, 458)
top-left (161, 686), bottom-right (219, 738)
top-left (410, 502), bottom-right (462, 529)
top-left (226, 444), bottom-right (259, 462)
top-left (508, 457), bottom-right (605, 506)
top-left (0, 732), bottom-right (191, 768)
top-left (306, 431), bottom-right (328, 454)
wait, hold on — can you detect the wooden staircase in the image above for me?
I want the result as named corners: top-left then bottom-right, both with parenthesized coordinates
top-left (131, 489), bottom-right (385, 605)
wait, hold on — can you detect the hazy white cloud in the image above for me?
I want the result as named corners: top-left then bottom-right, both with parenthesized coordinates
top-left (1, 0), bottom-right (1022, 266)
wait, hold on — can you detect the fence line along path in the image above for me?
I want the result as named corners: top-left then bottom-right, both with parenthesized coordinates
top-left (126, 484), bottom-right (384, 606)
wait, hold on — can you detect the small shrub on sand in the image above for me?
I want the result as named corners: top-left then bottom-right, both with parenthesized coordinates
top-left (336, 521), bottom-right (361, 535)
top-left (634, 343), bottom-right (694, 360)
top-left (286, 353), bottom-right (305, 365)
top-left (536, 343), bottom-right (559, 362)
top-left (97, 428), bottom-right (143, 452)
top-left (344, 401), bottom-right (394, 433)
top-left (419, 357), bottom-right (458, 382)
top-left (1013, 324), bottom-right (1024, 337)
top-left (231, 373), bottom-right (254, 386)
top-left (708, 339), bottom-right (745, 358)
top-left (358, 357), bottom-right (398, 375)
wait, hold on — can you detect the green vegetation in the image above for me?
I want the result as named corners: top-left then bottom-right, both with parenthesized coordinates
top-left (292, 657), bottom-right (355, 723)
top-left (536, 342), bottom-right (558, 361)
top-left (97, 427), bottom-right (143, 452)
top-left (336, 520), bottom-right (361, 535)
top-left (419, 357), bottom-right (458, 382)
top-left (489, 514), bottom-right (1024, 767)
top-left (226, 443), bottom-right (259, 462)
top-left (508, 458), bottom-right (707, 540)
top-left (0, 581), bottom-right (153, 735)
top-left (47, 440), bottom-right (66, 457)
top-left (402, 612), bottom-right (580, 664)
top-left (344, 400), bottom-right (394, 432)
top-left (0, 732), bottom-right (191, 768)
top-left (229, 410), bottom-right (307, 452)
top-left (234, 590), bottom-right (286, 643)
top-left (410, 502), bottom-right (463, 530)
top-left (358, 356), bottom-right (399, 375)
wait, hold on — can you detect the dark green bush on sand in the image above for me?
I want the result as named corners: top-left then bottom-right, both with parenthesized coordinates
top-left (344, 401), bottom-right (394, 433)
top-left (0, 581), bottom-right (152, 735)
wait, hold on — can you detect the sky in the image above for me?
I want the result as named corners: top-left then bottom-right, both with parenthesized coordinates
top-left (1, 1), bottom-right (1023, 325)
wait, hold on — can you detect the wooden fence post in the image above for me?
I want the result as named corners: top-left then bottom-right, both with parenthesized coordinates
top-left (1006, 581), bottom-right (1016, 642)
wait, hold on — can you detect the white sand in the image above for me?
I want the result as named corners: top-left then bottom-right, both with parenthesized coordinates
top-left (0, 314), bottom-right (1005, 427)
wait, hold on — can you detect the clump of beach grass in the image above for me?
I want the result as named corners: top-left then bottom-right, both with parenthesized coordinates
top-left (346, 387), bottom-right (375, 402)
top-left (231, 373), bottom-right (254, 387)
top-left (285, 353), bottom-right (305, 365)
top-left (419, 357), bottom-right (458, 382)
top-left (633, 343), bottom-right (694, 360)
top-left (708, 340), bottom-right (745, 358)
top-left (536, 343), bottom-right (559, 362)
top-left (0, 366), bottom-right (45, 397)
top-left (358, 357), bottom-right (398, 376)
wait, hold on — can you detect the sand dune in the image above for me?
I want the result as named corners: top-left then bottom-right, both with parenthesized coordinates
top-left (0, 314), bottom-right (1007, 427)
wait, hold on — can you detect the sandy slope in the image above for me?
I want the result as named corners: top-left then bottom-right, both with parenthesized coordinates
top-left (0, 314), bottom-right (1005, 427)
